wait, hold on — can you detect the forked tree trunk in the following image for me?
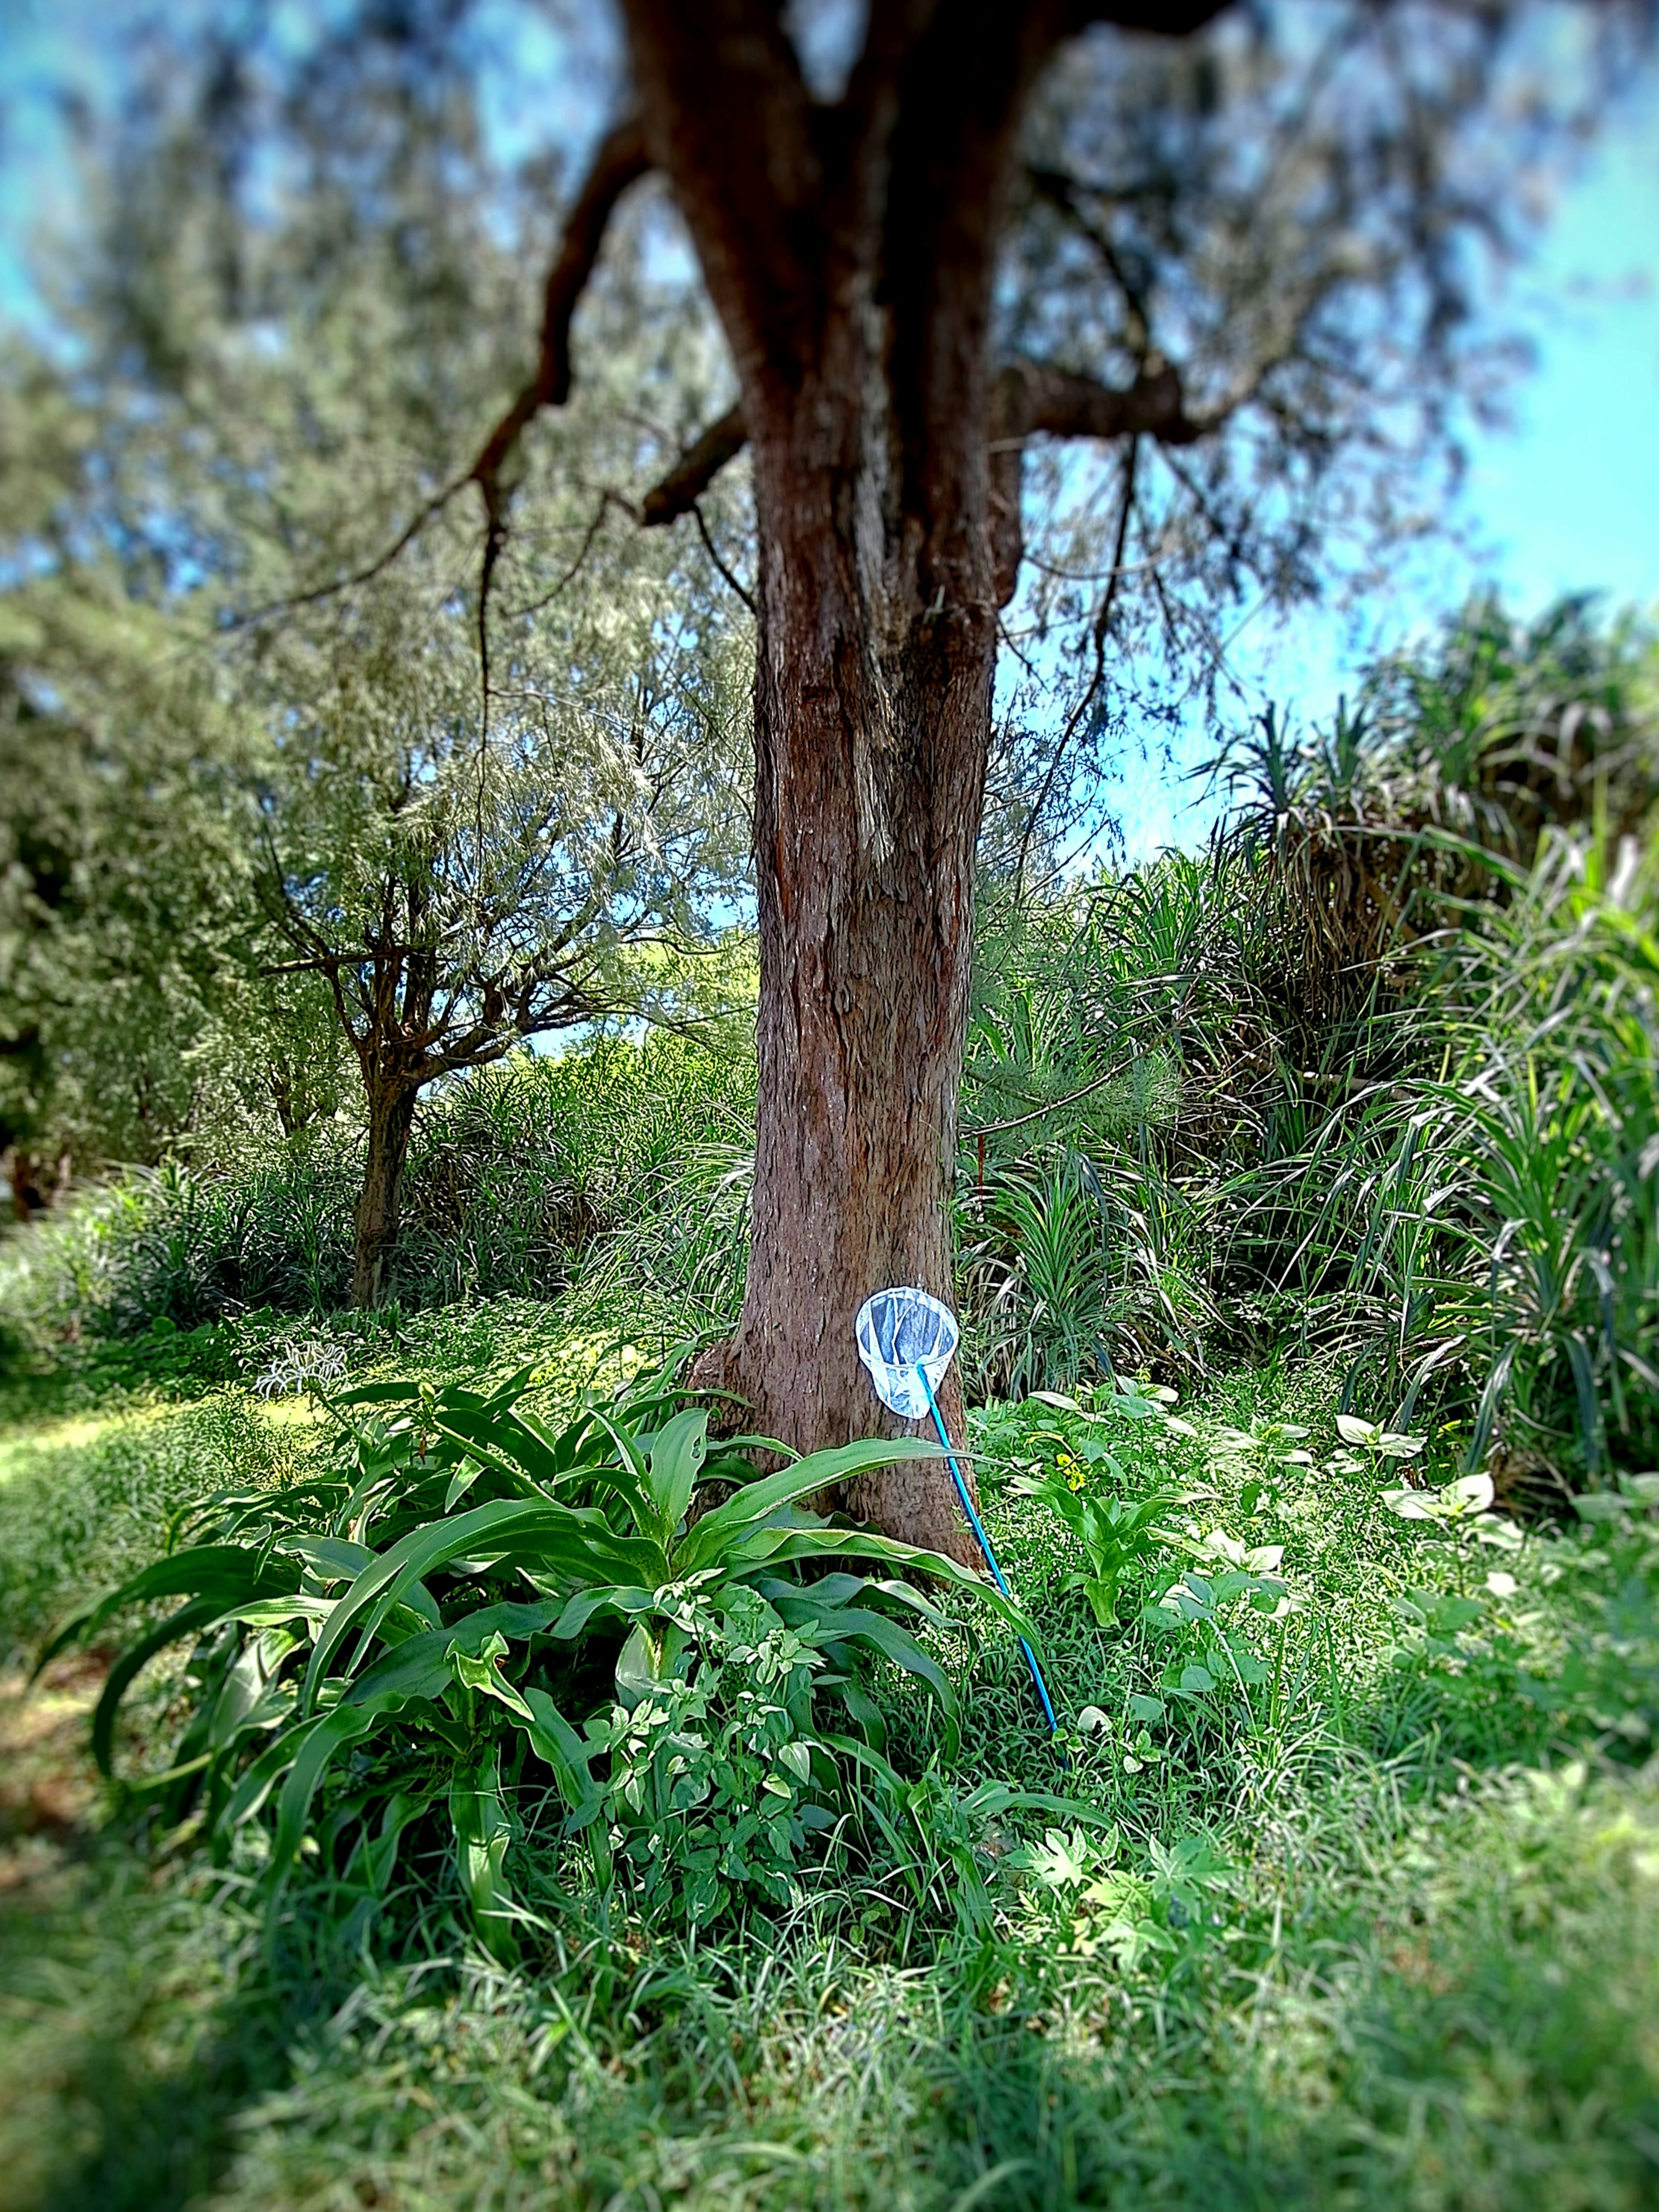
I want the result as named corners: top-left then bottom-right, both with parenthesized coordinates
top-left (620, 0), bottom-right (1066, 1564)
top-left (352, 1084), bottom-right (419, 1308)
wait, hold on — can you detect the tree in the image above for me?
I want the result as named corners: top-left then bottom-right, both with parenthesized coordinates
top-left (0, 53), bottom-right (752, 1295)
top-left (6, 0), bottom-right (1645, 1556)
top-left (254, 527), bottom-right (750, 1307)
top-left (448, 0), bottom-right (1639, 1558)
top-left (0, 641), bottom-right (258, 1198)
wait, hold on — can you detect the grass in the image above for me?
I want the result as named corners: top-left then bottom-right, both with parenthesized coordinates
top-left (1, 1312), bottom-right (1657, 2210)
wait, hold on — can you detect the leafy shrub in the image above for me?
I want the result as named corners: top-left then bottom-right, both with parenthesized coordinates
top-left (0, 1033), bottom-right (755, 1356)
top-left (41, 1362), bottom-right (1023, 1948)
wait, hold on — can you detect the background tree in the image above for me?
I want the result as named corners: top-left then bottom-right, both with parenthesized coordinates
top-left (254, 532), bottom-right (750, 1307)
top-left (0, 640), bottom-right (257, 1200)
top-left (0, 33), bottom-right (753, 1296)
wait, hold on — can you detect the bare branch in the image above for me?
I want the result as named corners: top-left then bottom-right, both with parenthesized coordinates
top-left (1026, 163), bottom-right (1151, 355)
top-left (691, 501), bottom-right (756, 615)
top-left (466, 116), bottom-right (653, 703)
top-left (467, 117), bottom-right (652, 519)
top-left (505, 492), bottom-right (627, 620)
top-left (994, 354), bottom-right (1210, 447)
top-left (639, 404), bottom-right (748, 527)
top-left (1013, 433), bottom-right (1139, 900)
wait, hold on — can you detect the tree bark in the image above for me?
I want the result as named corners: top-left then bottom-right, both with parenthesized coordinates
top-left (621, 0), bottom-right (1068, 1566)
top-left (704, 391), bottom-right (991, 1566)
top-left (352, 1083), bottom-right (419, 1308)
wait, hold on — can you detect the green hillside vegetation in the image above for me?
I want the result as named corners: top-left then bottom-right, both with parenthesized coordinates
top-left (3, 598), bottom-right (1658, 2209)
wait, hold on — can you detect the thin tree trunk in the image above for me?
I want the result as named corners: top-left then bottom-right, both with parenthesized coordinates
top-left (352, 1084), bottom-right (419, 1308)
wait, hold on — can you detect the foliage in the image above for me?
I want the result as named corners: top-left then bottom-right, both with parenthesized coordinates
top-left (1009, 1387), bottom-right (1208, 1625)
top-left (38, 1362), bottom-right (1023, 1945)
top-left (0, 45), bottom-right (757, 1268)
top-left (0, 1031), bottom-right (755, 1352)
top-left (0, 647), bottom-right (261, 1175)
top-left (9, 1349), bottom-right (1659, 2210)
top-left (958, 601), bottom-right (1659, 1495)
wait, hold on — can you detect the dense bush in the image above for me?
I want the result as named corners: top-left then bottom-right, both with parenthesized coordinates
top-left (42, 1359), bottom-right (1040, 1947)
top-left (956, 600), bottom-right (1659, 1490)
top-left (0, 1033), bottom-right (755, 1358)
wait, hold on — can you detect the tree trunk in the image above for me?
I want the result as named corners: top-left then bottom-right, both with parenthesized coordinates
top-left (352, 1084), bottom-right (419, 1308)
top-left (712, 371), bottom-right (997, 1569)
top-left (620, 0), bottom-right (1052, 1564)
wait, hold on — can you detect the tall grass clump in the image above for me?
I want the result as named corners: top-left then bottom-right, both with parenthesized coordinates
top-left (956, 597), bottom-right (1659, 1491)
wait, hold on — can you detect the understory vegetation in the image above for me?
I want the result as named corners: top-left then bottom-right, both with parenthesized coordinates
top-left (3, 597), bottom-right (1659, 2208)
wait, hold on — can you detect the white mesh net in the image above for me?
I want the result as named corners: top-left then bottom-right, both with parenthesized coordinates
top-left (854, 1286), bottom-right (959, 1419)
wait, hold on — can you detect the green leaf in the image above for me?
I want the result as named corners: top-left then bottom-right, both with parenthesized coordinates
top-left (645, 1409), bottom-right (708, 1535)
top-left (1336, 1414), bottom-right (1381, 1448)
top-left (301, 1500), bottom-right (660, 1712)
top-left (810, 1606), bottom-right (957, 1719)
top-left (719, 1525), bottom-right (1033, 1639)
top-left (432, 1405), bottom-right (566, 1500)
top-left (283, 1534), bottom-right (376, 1582)
top-left (449, 1630), bottom-right (535, 1723)
top-left (267, 1704), bottom-right (377, 1910)
top-left (549, 1584), bottom-right (656, 1641)
top-left (1080, 1576), bottom-right (1120, 1628)
top-left (343, 1599), bottom-right (562, 1712)
top-left (91, 1598), bottom-right (226, 1776)
top-left (449, 1746), bottom-right (518, 1961)
top-left (677, 1438), bottom-right (945, 1574)
top-left (616, 1621), bottom-right (666, 1710)
top-left (38, 1546), bottom-right (298, 1674)
top-left (776, 1740), bottom-right (813, 1785)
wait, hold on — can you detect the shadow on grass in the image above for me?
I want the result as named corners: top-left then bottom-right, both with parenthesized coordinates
top-left (919, 1771), bottom-right (1659, 2210)
top-left (0, 1657), bottom-right (326, 2212)
top-left (0, 1839), bottom-right (368, 2212)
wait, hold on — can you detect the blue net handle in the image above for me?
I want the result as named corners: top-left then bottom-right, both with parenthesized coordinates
top-left (915, 1363), bottom-right (1060, 1737)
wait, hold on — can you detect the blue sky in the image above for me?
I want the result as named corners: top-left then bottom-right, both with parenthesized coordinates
top-left (2, 3), bottom-right (1656, 860)
top-left (1114, 86), bottom-right (1659, 856)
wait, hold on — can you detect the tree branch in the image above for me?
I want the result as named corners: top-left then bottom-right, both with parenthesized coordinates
top-left (639, 404), bottom-right (748, 527)
top-left (995, 354), bottom-right (1209, 446)
top-left (467, 118), bottom-right (652, 523)
top-left (690, 502), bottom-right (756, 615)
top-left (620, 0), bottom-right (825, 394)
top-left (989, 352), bottom-right (1215, 600)
top-left (1026, 162), bottom-right (1151, 355)
top-left (467, 116), bottom-right (652, 706)
top-left (1012, 432), bottom-right (1140, 900)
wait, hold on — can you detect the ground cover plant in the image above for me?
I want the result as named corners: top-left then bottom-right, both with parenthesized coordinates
top-left (38, 1359), bottom-right (1037, 1949)
top-left (4, 1337), bottom-right (1659, 2210)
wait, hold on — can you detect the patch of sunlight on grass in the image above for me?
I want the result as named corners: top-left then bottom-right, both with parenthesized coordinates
top-left (0, 1407), bottom-right (165, 1488)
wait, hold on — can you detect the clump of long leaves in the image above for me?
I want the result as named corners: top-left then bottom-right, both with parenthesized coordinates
top-left (1424, 831), bottom-right (1659, 1482)
top-left (39, 1361), bottom-right (1027, 1950)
